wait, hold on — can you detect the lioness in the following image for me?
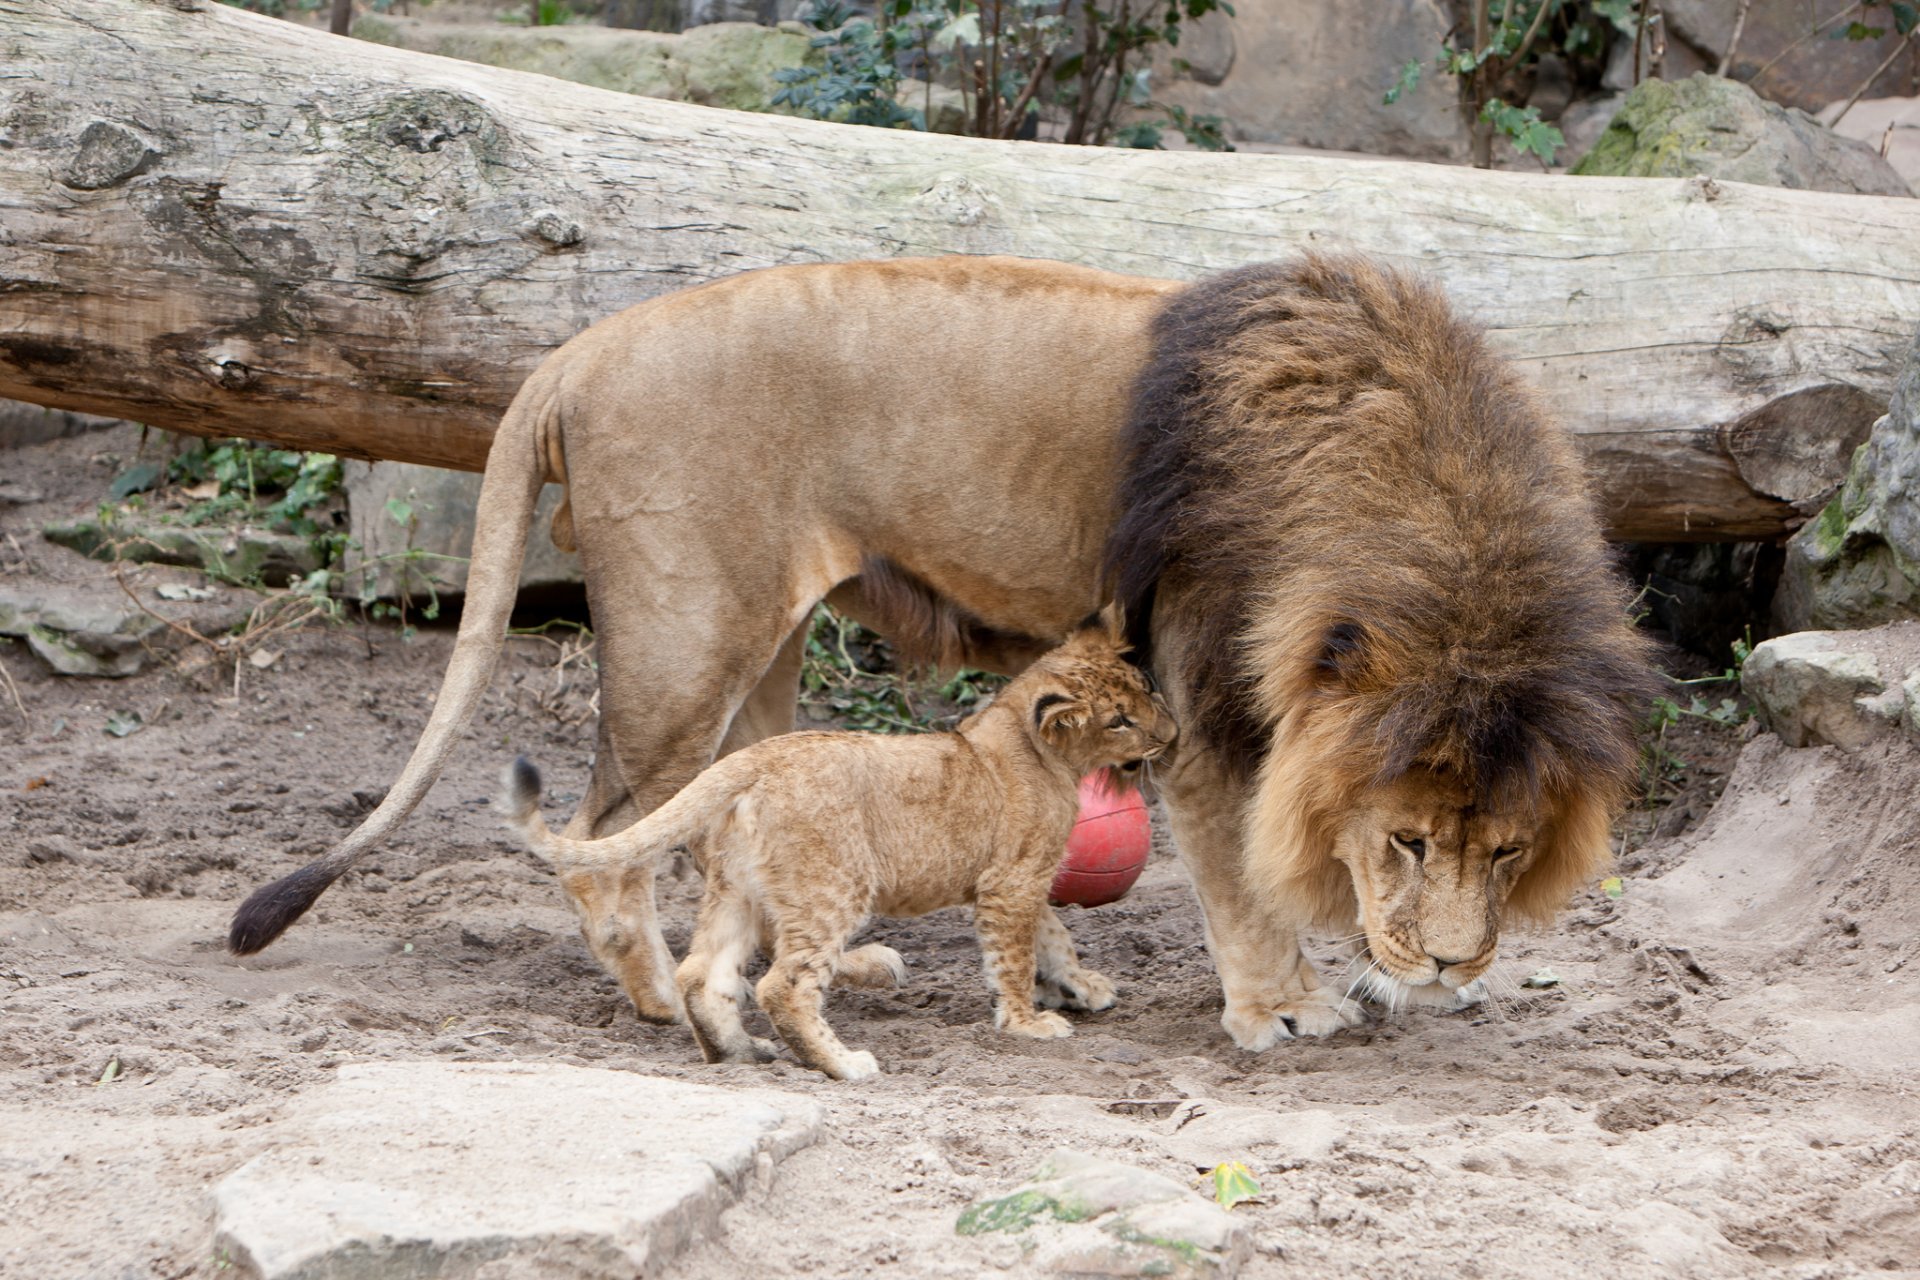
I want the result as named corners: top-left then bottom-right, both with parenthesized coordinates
top-left (230, 252), bottom-right (1652, 1051)
top-left (495, 609), bottom-right (1175, 1080)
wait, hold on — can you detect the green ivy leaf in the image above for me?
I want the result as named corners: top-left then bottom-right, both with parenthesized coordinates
top-left (1212, 1161), bottom-right (1262, 1211)
top-left (1601, 877), bottom-right (1625, 900)
top-left (1384, 58), bottom-right (1422, 106)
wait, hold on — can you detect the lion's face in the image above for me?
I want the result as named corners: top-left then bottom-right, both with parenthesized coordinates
top-left (1331, 768), bottom-right (1538, 993)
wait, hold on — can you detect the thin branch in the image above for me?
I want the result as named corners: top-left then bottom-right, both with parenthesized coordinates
top-left (1509, 0), bottom-right (1555, 72)
top-left (1001, 50), bottom-right (1055, 139)
top-left (1831, 28), bottom-right (1918, 126)
top-left (1745, 1), bottom-right (1862, 88)
top-left (0, 653), bottom-right (26, 724)
top-left (1716, 0), bottom-right (1754, 75)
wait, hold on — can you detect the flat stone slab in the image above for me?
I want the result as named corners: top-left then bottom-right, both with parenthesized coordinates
top-left (212, 1062), bottom-right (822, 1280)
top-left (958, 1149), bottom-right (1250, 1278)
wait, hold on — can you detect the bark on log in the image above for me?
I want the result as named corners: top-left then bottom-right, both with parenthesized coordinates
top-left (4, 1), bottom-right (1919, 542)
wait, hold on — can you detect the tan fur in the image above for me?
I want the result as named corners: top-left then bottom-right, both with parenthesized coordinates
top-left (496, 611), bottom-right (1175, 1080)
top-left (228, 253), bottom-right (1647, 1057)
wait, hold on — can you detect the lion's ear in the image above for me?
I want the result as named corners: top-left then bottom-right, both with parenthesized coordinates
top-left (1507, 787), bottom-right (1616, 924)
top-left (1314, 620), bottom-right (1367, 686)
top-left (1097, 601), bottom-right (1127, 645)
top-left (1032, 691), bottom-right (1088, 744)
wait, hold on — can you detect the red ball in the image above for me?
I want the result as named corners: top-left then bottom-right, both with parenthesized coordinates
top-left (1050, 774), bottom-right (1151, 908)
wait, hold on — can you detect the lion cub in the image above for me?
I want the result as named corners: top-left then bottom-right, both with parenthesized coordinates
top-left (497, 606), bottom-right (1175, 1080)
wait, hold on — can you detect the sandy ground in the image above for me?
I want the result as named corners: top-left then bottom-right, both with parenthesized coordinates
top-left (4, 428), bottom-right (1920, 1279)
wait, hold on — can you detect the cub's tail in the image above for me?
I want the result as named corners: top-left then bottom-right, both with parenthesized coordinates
top-left (495, 756), bottom-right (741, 873)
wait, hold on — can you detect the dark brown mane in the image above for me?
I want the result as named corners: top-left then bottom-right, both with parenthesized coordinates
top-left (1101, 253), bottom-right (1654, 808)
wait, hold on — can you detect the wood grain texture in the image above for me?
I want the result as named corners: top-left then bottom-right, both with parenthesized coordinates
top-left (4, 0), bottom-right (1918, 540)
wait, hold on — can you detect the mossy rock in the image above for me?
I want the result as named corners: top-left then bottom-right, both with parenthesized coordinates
top-left (1572, 73), bottom-right (1909, 196)
top-left (352, 17), bottom-right (816, 115)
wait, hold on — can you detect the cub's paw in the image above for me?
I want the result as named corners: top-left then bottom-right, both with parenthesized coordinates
top-left (827, 1049), bottom-right (881, 1081)
top-left (1222, 993), bottom-right (1365, 1050)
top-left (1035, 968), bottom-right (1117, 1013)
top-left (837, 945), bottom-right (909, 990)
top-left (998, 1008), bottom-right (1074, 1039)
top-left (751, 1036), bottom-right (783, 1062)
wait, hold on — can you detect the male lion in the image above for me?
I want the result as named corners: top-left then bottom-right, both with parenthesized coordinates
top-left (228, 252), bottom-right (1652, 1051)
top-left (495, 609), bottom-right (1176, 1080)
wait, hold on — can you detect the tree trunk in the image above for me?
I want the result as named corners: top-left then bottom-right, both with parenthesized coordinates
top-left (4, 1), bottom-right (1918, 543)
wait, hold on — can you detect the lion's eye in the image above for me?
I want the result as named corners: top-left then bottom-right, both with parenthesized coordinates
top-left (1107, 714), bottom-right (1134, 731)
top-left (1493, 845), bottom-right (1523, 862)
top-left (1392, 834), bottom-right (1427, 860)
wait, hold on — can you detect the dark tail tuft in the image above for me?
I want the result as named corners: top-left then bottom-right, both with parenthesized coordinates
top-left (228, 862), bottom-right (341, 955)
top-left (499, 756), bottom-right (542, 823)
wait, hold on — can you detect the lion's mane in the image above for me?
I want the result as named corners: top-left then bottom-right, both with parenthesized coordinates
top-left (1104, 254), bottom-right (1655, 926)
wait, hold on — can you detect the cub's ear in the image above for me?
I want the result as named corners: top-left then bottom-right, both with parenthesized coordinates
top-left (1032, 691), bottom-right (1088, 744)
top-left (1073, 602), bottom-right (1128, 649)
top-left (1314, 619), bottom-right (1366, 687)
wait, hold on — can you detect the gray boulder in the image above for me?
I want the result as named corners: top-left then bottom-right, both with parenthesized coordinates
top-left (1157, 0), bottom-right (1471, 160)
top-left (1571, 73), bottom-right (1912, 196)
top-left (1662, 0), bottom-right (1920, 114)
top-left (1776, 325), bottom-right (1920, 630)
top-left (212, 1062), bottom-right (821, 1280)
top-left (956, 1149), bottom-right (1250, 1278)
top-left (1741, 624), bottom-right (1920, 750)
top-left (0, 577), bottom-right (250, 677)
top-left (341, 460), bottom-right (581, 601)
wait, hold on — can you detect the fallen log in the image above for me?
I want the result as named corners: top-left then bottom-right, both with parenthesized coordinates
top-left (4, 1), bottom-right (1919, 541)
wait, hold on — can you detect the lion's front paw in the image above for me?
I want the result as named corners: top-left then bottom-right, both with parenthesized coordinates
top-left (1222, 992), bottom-right (1365, 1049)
top-left (1408, 977), bottom-right (1488, 1013)
top-left (999, 1008), bottom-right (1074, 1039)
top-left (1035, 969), bottom-right (1117, 1013)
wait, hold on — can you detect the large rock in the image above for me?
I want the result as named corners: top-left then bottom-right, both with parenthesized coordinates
top-left (1777, 326), bottom-right (1920, 630)
top-left (1820, 95), bottom-right (1920, 197)
top-left (43, 515), bottom-right (322, 589)
top-left (956, 1149), bottom-right (1250, 1278)
top-left (0, 397), bottom-right (121, 450)
top-left (1663, 0), bottom-right (1920, 114)
top-left (212, 1062), bottom-right (821, 1280)
top-left (1572, 73), bottom-right (1912, 196)
top-left (1159, 0), bottom-right (1470, 160)
top-left (342, 461), bottom-right (581, 600)
top-left (0, 577), bottom-right (250, 677)
top-left (1741, 624), bottom-right (1920, 750)
top-left (352, 15), bottom-right (814, 114)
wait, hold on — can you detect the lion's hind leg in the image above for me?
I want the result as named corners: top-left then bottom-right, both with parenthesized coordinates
top-left (677, 868), bottom-right (779, 1065)
top-left (1032, 907), bottom-right (1116, 1014)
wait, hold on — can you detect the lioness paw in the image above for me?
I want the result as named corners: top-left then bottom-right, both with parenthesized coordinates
top-left (999, 1008), bottom-right (1074, 1039)
top-left (1034, 969), bottom-right (1117, 1013)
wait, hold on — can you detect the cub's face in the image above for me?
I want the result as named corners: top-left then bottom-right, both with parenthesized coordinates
top-left (1331, 768), bottom-right (1538, 994)
top-left (1030, 646), bottom-right (1178, 775)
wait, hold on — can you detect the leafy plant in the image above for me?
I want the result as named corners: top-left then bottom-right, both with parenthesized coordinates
top-left (799, 604), bottom-right (1005, 733)
top-left (775, 0), bottom-right (1233, 149)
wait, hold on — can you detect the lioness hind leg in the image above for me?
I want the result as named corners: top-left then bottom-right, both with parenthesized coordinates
top-left (556, 749), bottom-right (683, 1025)
top-left (562, 612), bottom-right (811, 1027)
top-left (677, 873), bottom-right (778, 1064)
top-left (1032, 907), bottom-right (1116, 1014)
